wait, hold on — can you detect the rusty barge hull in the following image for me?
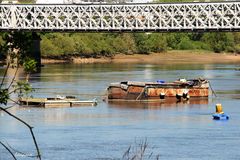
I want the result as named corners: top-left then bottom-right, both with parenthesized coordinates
top-left (107, 79), bottom-right (209, 100)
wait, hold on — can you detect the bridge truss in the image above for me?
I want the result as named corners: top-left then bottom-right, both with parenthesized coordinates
top-left (0, 2), bottom-right (240, 32)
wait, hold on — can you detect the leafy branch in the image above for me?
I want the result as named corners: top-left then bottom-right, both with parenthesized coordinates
top-left (0, 32), bottom-right (41, 160)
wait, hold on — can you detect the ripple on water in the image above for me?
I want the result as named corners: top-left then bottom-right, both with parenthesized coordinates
top-left (0, 63), bottom-right (240, 160)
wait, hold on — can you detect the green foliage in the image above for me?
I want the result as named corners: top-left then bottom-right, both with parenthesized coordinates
top-left (41, 33), bottom-right (75, 56)
top-left (233, 32), bottom-right (240, 44)
top-left (0, 31), bottom-right (41, 160)
top-left (166, 33), bottom-right (188, 49)
top-left (71, 34), bottom-right (89, 55)
top-left (176, 36), bottom-right (194, 50)
top-left (234, 44), bottom-right (240, 54)
top-left (0, 28), bottom-right (220, 58)
top-left (133, 33), bottom-right (149, 54)
top-left (88, 33), bottom-right (114, 57)
top-left (0, 32), bottom-right (36, 104)
top-left (176, 36), bottom-right (207, 50)
top-left (0, 75), bottom-right (34, 106)
top-left (41, 36), bottom-right (61, 56)
top-left (132, 33), bottom-right (167, 54)
top-left (0, 35), bottom-right (4, 47)
top-left (2, 32), bottom-right (40, 64)
top-left (112, 33), bottom-right (137, 54)
top-left (233, 33), bottom-right (240, 53)
top-left (39, 32), bottom-right (240, 57)
top-left (41, 33), bottom-right (137, 57)
top-left (0, 34), bottom-right (6, 59)
top-left (0, 89), bottom-right (9, 105)
top-left (18, 0), bottom-right (35, 3)
top-left (52, 33), bottom-right (75, 55)
top-left (164, 32), bottom-right (235, 52)
top-left (23, 58), bottom-right (37, 73)
top-left (157, 0), bottom-right (191, 2)
top-left (201, 33), bottom-right (234, 53)
top-left (145, 33), bottom-right (167, 52)
top-left (12, 81), bottom-right (34, 99)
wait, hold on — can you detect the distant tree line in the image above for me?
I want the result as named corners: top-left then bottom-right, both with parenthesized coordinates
top-left (36, 32), bottom-right (240, 58)
top-left (40, 33), bottom-right (167, 58)
top-left (0, 32), bottom-right (240, 59)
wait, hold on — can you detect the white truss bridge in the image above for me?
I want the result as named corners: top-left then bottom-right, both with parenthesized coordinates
top-left (0, 1), bottom-right (240, 32)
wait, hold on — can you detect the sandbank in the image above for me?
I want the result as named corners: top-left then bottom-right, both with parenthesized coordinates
top-left (41, 50), bottom-right (240, 64)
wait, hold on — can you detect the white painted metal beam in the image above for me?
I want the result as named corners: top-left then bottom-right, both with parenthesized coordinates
top-left (0, 2), bottom-right (240, 32)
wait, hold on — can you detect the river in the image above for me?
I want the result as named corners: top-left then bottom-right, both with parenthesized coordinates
top-left (0, 63), bottom-right (240, 160)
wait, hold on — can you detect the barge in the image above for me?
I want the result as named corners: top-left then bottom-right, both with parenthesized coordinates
top-left (107, 78), bottom-right (209, 101)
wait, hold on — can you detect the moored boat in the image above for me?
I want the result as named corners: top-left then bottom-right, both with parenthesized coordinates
top-left (107, 78), bottom-right (209, 101)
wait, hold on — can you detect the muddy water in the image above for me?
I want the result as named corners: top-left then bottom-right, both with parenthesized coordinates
top-left (0, 63), bottom-right (240, 160)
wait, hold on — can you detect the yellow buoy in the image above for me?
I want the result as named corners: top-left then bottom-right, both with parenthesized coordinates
top-left (216, 103), bottom-right (224, 114)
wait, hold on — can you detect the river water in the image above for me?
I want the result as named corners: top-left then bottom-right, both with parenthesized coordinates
top-left (0, 63), bottom-right (240, 160)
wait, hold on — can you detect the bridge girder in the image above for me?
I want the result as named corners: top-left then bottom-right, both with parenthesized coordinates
top-left (0, 2), bottom-right (240, 32)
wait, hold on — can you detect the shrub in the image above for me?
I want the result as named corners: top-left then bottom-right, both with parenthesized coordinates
top-left (40, 37), bottom-right (62, 57)
top-left (201, 33), bottom-right (234, 53)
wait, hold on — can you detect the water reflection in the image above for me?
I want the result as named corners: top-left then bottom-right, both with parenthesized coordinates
top-left (107, 98), bottom-right (209, 110)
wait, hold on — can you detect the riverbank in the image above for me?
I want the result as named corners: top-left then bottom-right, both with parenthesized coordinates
top-left (41, 50), bottom-right (240, 64)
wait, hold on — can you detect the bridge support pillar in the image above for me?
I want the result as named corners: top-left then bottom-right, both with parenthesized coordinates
top-left (31, 32), bottom-right (41, 71)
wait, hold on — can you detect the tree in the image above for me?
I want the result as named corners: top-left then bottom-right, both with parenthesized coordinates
top-left (201, 33), bottom-right (235, 53)
top-left (133, 33), bottom-right (149, 54)
top-left (145, 33), bottom-right (167, 53)
top-left (41, 36), bottom-right (62, 57)
top-left (0, 32), bottom-right (41, 160)
top-left (18, 0), bottom-right (36, 4)
top-left (2, 32), bottom-right (36, 64)
top-left (111, 33), bottom-right (136, 54)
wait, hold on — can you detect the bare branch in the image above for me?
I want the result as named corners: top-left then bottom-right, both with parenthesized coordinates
top-left (0, 63), bottom-right (10, 89)
top-left (7, 65), bottom-right (19, 90)
top-left (122, 145), bottom-right (131, 160)
top-left (0, 107), bottom-right (41, 160)
top-left (123, 139), bottom-right (148, 160)
top-left (6, 142), bottom-right (38, 158)
top-left (0, 104), bottom-right (17, 110)
top-left (0, 141), bottom-right (17, 160)
top-left (7, 87), bottom-right (22, 95)
top-left (8, 98), bottom-right (21, 106)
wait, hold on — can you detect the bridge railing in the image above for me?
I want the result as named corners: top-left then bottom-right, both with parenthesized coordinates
top-left (0, 2), bottom-right (240, 31)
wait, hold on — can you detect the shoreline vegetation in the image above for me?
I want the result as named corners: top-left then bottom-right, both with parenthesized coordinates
top-left (15, 32), bottom-right (240, 65)
top-left (41, 50), bottom-right (240, 64)
top-left (1, 32), bottom-right (240, 65)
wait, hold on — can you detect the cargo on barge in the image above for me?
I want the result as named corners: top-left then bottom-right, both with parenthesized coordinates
top-left (107, 78), bottom-right (209, 101)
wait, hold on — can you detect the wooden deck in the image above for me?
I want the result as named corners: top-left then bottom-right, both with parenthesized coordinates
top-left (19, 97), bottom-right (97, 108)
